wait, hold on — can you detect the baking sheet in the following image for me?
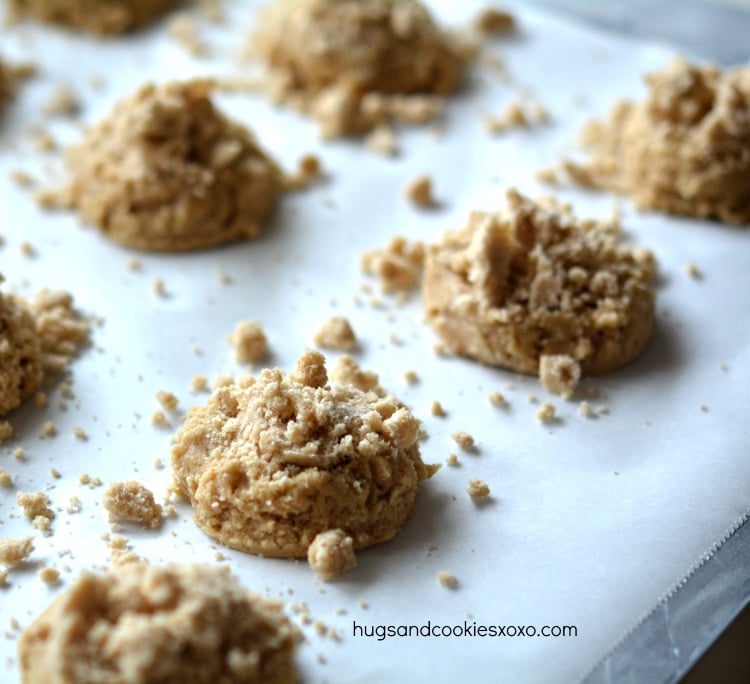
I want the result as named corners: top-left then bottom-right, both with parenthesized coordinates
top-left (1, 2), bottom-right (749, 682)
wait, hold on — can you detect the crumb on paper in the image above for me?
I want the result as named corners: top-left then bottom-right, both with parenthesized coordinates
top-left (43, 84), bottom-right (80, 118)
top-left (475, 7), bottom-right (516, 35)
top-left (430, 401), bottom-right (445, 417)
top-left (229, 320), bottom-right (268, 364)
top-left (38, 567), bottom-right (60, 584)
top-left (467, 478), bottom-right (490, 499)
top-left (365, 126), bottom-right (399, 156)
top-left (361, 236), bottom-right (425, 293)
top-left (37, 420), bottom-right (57, 439)
top-left (307, 529), bottom-right (357, 581)
top-left (405, 175), bottom-right (437, 208)
top-left (452, 431), bottom-right (475, 451)
top-left (190, 375), bottom-right (209, 393)
top-left (313, 316), bottom-right (357, 352)
top-left (536, 402), bottom-right (556, 422)
top-left (156, 390), bottom-right (179, 411)
top-left (153, 279), bottom-right (167, 297)
top-left (151, 410), bottom-right (169, 427)
top-left (578, 401), bottom-right (594, 418)
top-left (484, 99), bottom-right (549, 134)
top-left (0, 467), bottom-right (12, 486)
top-left (73, 426), bottom-right (88, 441)
top-left (446, 453), bottom-right (459, 466)
top-left (0, 537), bottom-right (33, 566)
top-left (102, 481), bottom-right (163, 529)
top-left (404, 370), bottom-right (418, 384)
top-left (437, 571), bottom-right (458, 589)
top-left (17, 491), bottom-right (54, 523)
top-left (685, 261), bottom-right (702, 279)
top-left (488, 391), bottom-right (507, 407)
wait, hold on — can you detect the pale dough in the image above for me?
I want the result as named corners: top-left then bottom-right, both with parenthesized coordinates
top-left (570, 58), bottom-right (750, 225)
top-left (422, 189), bottom-right (656, 376)
top-left (252, 0), bottom-right (467, 138)
top-left (18, 563), bottom-right (300, 684)
top-left (8, 0), bottom-right (181, 35)
top-left (172, 349), bottom-right (437, 559)
top-left (63, 81), bottom-right (282, 252)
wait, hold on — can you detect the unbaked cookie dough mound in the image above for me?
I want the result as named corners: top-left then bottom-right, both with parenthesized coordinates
top-left (572, 58), bottom-right (750, 225)
top-left (64, 80), bottom-right (282, 252)
top-left (172, 349), bottom-right (438, 559)
top-left (8, 0), bottom-right (181, 36)
top-left (253, 0), bottom-right (468, 137)
top-left (18, 563), bottom-right (300, 684)
top-left (423, 189), bottom-right (656, 377)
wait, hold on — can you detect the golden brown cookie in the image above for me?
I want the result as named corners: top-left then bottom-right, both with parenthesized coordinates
top-left (252, 0), bottom-right (467, 137)
top-left (63, 80), bottom-right (282, 252)
top-left (172, 349), bottom-right (437, 559)
top-left (18, 563), bottom-right (300, 684)
top-left (8, 0), bottom-right (181, 35)
top-left (569, 58), bottom-right (750, 225)
top-left (423, 189), bottom-right (656, 377)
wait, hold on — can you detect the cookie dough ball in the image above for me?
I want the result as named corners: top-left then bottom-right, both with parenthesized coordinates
top-left (423, 189), bottom-right (656, 376)
top-left (253, 0), bottom-right (467, 137)
top-left (8, 0), bottom-right (181, 35)
top-left (0, 285), bottom-right (44, 417)
top-left (574, 58), bottom-right (750, 224)
top-left (18, 563), bottom-right (300, 684)
top-left (65, 81), bottom-right (282, 252)
top-left (172, 349), bottom-right (437, 558)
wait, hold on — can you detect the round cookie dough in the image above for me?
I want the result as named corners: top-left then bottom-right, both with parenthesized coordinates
top-left (0, 283), bottom-right (43, 417)
top-left (8, 0), bottom-right (181, 35)
top-left (252, 0), bottom-right (467, 137)
top-left (64, 80), bottom-right (282, 252)
top-left (18, 563), bottom-right (300, 684)
top-left (422, 189), bottom-right (656, 377)
top-left (172, 349), bottom-right (437, 558)
top-left (571, 58), bottom-right (750, 225)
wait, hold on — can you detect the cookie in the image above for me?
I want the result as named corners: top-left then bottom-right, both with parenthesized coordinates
top-left (8, 0), bottom-right (180, 35)
top-left (63, 80), bottom-right (282, 252)
top-left (172, 349), bottom-right (437, 559)
top-left (568, 58), bottom-right (750, 225)
top-left (18, 563), bottom-right (300, 684)
top-left (252, 0), bottom-right (467, 138)
top-left (422, 189), bottom-right (656, 376)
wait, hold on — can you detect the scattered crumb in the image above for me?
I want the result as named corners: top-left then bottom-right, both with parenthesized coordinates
top-left (361, 236), bottom-right (424, 293)
top-left (475, 7), bottom-right (516, 35)
top-left (13, 448), bottom-right (25, 461)
top-left (578, 401), bottom-right (594, 418)
top-left (313, 316), bottom-right (357, 352)
top-left (43, 84), bottom-right (80, 118)
top-left (536, 402), bottom-right (556, 422)
top-left (0, 537), bottom-right (33, 566)
top-left (685, 261), bottom-right (702, 279)
top-left (446, 453), bottom-right (459, 466)
top-left (404, 370), bottom-right (418, 384)
top-left (38, 566), bottom-right (60, 584)
top-left (126, 258), bottom-right (142, 272)
top-left (365, 125), bottom-right (399, 156)
top-left (229, 320), bottom-right (268, 363)
top-left (66, 497), bottom-right (81, 514)
top-left (17, 492), bottom-right (54, 523)
top-left (307, 529), bottom-right (357, 581)
top-left (168, 14), bottom-right (207, 57)
top-left (103, 481), bottom-right (163, 529)
top-left (0, 467), bottom-right (11, 486)
top-left (37, 421), bottom-right (57, 439)
top-left (153, 279), bottom-right (167, 297)
top-left (151, 410), bottom-right (169, 427)
top-left (488, 391), bottom-right (506, 407)
top-left (452, 431), bottom-right (475, 450)
top-left (50, 468), bottom-right (61, 479)
top-left (467, 478), bottom-right (490, 499)
top-left (211, 375), bottom-right (234, 390)
top-left (73, 426), bottom-right (88, 441)
top-left (0, 421), bottom-right (12, 444)
top-left (190, 375), bottom-right (209, 392)
top-left (156, 390), bottom-right (179, 412)
top-left (430, 401), bottom-right (445, 417)
top-left (405, 175), bottom-right (437, 208)
top-left (437, 571), bottom-right (458, 589)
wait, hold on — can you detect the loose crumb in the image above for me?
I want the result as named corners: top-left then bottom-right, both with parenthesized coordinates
top-left (73, 426), bottom-right (88, 441)
top-left (488, 391), bottom-right (507, 407)
top-left (156, 390), bottom-right (179, 411)
top-left (578, 401), bottom-right (594, 418)
top-left (475, 7), bottom-right (516, 35)
top-left (0, 467), bottom-right (11, 486)
top-left (151, 410), bottom-right (169, 427)
top-left (313, 316), bottom-right (357, 352)
top-left (229, 320), bottom-right (268, 363)
top-left (365, 126), bottom-right (399, 156)
top-left (536, 402), bottom-right (556, 422)
top-left (361, 236), bottom-right (424, 293)
top-left (37, 421), bottom-right (57, 439)
top-left (403, 370), bottom-right (418, 384)
top-left (17, 492), bottom-right (54, 523)
top-left (467, 478), bottom-right (490, 499)
top-left (430, 401), bottom-right (445, 417)
top-left (190, 375), bottom-right (209, 392)
top-left (153, 279), bottom-right (167, 297)
top-left (446, 453), bottom-right (459, 466)
top-left (437, 571), bottom-right (458, 589)
top-left (685, 261), bottom-right (702, 279)
top-left (38, 566), bottom-right (60, 584)
top-left (539, 354), bottom-right (580, 399)
top-left (0, 537), bottom-right (34, 566)
top-left (50, 468), bottom-right (61, 479)
top-left (102, 481), bottom-right (163, 529)
top-left (405, 175), bottom-right (436, 208)
top-left (452, 431), bottom-right (475, 450)
top-left (307, 529), bottom-right (357, 581)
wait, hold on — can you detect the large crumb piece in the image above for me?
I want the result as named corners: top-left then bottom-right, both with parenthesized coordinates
top-left (38, 567), bottom-right (60, 584)
top-left (313, 316), bottom-right (357, 352)
top-left (423, 189), bottom-right (656, 377)
top-left (59, 80), bottom-right (282, 252)
top-left (307, 529), bottom-right (357, 581)
top-left (405, 175), bottom-right (436, 208)
top-left (539, 354), bottom-right (581, 399)
top-left (17, 491), bottom-right (55, 522)
top-left (0, 537), bottom-right (34, 566)
top-left (9, 0), bottom-right (181, 35)
top-left (0, 466), bottom-right (12, 485)
top-left (536, 402), bottom-right (556, 423)
top-left (230, 320), bottom-right (269, 363)
top-left (102, 481), bottom-right (163, 529)
top-left (467, 478), bottom-right (490, 499)
top-left (437, 571), bottom-right (458, 589)
top-left (452, 431), bottom-right (475, 451)
top-left (361, 236), bottom-right (425, 292)
top-left (568, 58), bottom-right (750, 224)
top-left (172, 349), bottom-right (437, 559)
top-left (252, 0), bottom-right (468, 139)
top-left (18, 563), bottom-right (301, 684)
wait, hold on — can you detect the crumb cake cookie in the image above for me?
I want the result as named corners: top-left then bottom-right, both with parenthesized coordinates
top-left (172, 350), bottom-right (438, 565)
top-left (8, 0), bottom-right (180, 35)
top-left (252, 0), bottom-right (468, 138)
top-left (18, 563), bottom-right (300, 684)
top-left (570, 58), bottom-right (750, 224)
top-left (0, 278), bottom-right (89, 418)
top-left (62, 80), bottom-right (282, 252)
top-left (422, 189), bottom-right (656, 379)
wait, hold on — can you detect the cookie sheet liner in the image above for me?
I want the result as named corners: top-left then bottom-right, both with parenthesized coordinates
top-left (1, 2), bottom-right (748, 682)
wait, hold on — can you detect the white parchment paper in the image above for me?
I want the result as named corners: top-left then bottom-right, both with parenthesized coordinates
top-left (1, 2), bottom-right (748, 682)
